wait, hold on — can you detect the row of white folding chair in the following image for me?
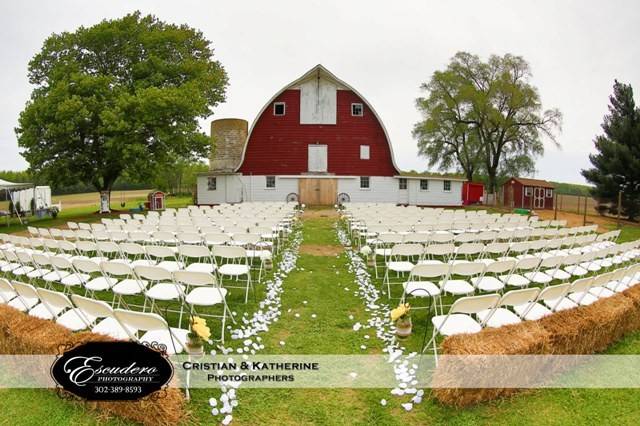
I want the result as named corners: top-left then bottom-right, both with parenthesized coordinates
top-left (374, 236), bottom-right (604, 277)
top-left (3, 234), bottom-right (270, 264)
top-left (423, 265), bottom-right (640, 358)
top-left (0, 244), bottom-right (258, 301)
top-left (0, 278), bottom-right (189, 354)
top-left (29, 228), bottom-right (278, 252)
top-left (386, 243), bottom-right (638, 299)
top-left (367, 230), bottom-right (596, 249)
top-left (1, 261), bottom-right (235, 343)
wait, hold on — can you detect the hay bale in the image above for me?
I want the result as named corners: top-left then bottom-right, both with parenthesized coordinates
top-left (0, 305), bottom-right (73, 354)
top-left (433, 321), bottom-right (551, 407)
top-left (623, 285), bottom-right (640, 310)
top-left (538, 295), bottom-right (637, 354)
top-left (0, 304), bottom-right (186, 425)
top-left (434, 291), bottom-right (640, 407)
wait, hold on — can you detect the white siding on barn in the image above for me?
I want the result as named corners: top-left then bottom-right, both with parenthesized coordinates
top-left (242, 175), bottom-right (298, 202)
top-left (198, 174), bottom-right (464, 206)
top-left (337, 177), bottom-right (398, 203)
top-left (407, 179), bottom-right (463, 206)
top-left (197, 175), bottom-right (243, 205)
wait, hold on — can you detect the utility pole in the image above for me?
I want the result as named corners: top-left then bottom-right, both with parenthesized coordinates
top-left (554, 193), bottom-right (558, 220)
top-left (583, 196), bottom-right (587, 226)
top-left (617, 190), bottom-right (623, 229)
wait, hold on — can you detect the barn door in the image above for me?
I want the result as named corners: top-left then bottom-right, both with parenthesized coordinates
top-left (308, 145), bottom-right (328, 172)
top-left (534, 187), bottom-right (545, 209)
top-left (299, 179), bottom-right (337, 205)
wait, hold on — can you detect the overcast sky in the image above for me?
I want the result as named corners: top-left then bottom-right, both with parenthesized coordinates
top-left (1, 0), bottom-right (638, 184)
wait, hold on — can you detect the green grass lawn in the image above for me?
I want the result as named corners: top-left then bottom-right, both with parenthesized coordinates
top-left (1, 208), bottom-right (640, 425)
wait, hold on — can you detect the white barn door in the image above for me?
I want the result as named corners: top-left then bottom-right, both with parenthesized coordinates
top-left (308, 145), bottom-right (328, 172)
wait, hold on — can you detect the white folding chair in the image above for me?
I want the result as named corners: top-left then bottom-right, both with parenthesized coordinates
top-left (172, 270), bottom-right (231, 342)
top-left (442, 262), bottom-right (484, 296)
top-left (426, 293), bottom-right (501, 358)
top-left (135, 265), bottom-right (184, 310)
top-left (500, 257), bottom-right (541, 288)
top-left (514, 283), bottom-right (572, 320)
top-left (212, 246), bottom-right (253, 303)
top-left (37, 288), bottom-right (92, 331)
top-left (178, 245), bottom-right (216, 273)
top-left (0, 278), bottom-right (18, 305)
top-left (10, 281), bottom-right (50, 318)
top-left (101, 261), bottom-right (148, 307)
top-left (114, 309), bottom-right (188, 355)
top-left (402, 264), bottom-right (446, 314)
top-left (70, 294), bottom-right (131, 340)
top-left (145, 245), bottom-right (183, 272)
top-left (471, 259), bottom-right (514, 293)
top-left (477, 288), bottom-right (541, 328)
top-left (72, 258), bottom-right (115, 295)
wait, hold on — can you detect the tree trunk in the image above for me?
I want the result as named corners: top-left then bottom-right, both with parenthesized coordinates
top-left (465, 169), bottom-right (474, 183)
top-left (487, 171), bottom-right (497, 195)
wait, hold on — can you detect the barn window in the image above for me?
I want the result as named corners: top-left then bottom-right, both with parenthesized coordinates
top-left (360, 145), bottom-right (370, 160)
top-left (360, 176), bottom-right (370, 189)
top-left (266, 176), bottom-right (276, 188)
top-left (524, 186), bottom-right (533, 197)
top-left (273, 102), bottom-right (286, 116)
top-left (399, 178), bottom-right (407, 190)
top-left (207, 177), bottom-right (217, 191)
top-left (420, 179), bottom-right (429, 191)
top-left (443, 180), bottom-right (451, 192)
top-left (546, 189), bottom-right (553, 198)
top-left (351, 103), bottom-right (363, 116)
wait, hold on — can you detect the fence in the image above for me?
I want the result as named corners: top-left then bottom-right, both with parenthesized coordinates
top-left (555, 194), bottom-right (599, 215)
top-left (486, 190), bottom-right (599, 215)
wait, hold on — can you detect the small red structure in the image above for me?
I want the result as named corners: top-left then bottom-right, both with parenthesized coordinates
top-left (462, 182), bottom-right (484, 205)
top-left (502, 177), bottom-right (555, 210)
top-left (147, 191), bottom-right (165, 211)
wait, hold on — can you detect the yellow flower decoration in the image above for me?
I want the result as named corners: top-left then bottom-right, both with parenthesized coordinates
top-left (390, 304), bottom-right (411, 322)
top-left (192, 322), bottom-right (211, 340)
top-left (191, 316), bottom-right (206, 326)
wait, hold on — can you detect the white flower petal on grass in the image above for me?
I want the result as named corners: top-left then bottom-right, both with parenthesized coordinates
top-left (360, 345), bottom-right (367, 350)
top-left (209, 397), bottom-right (217, 407)
top-left (380, 399), bottom-right (387, 406)
top-left (401, 403), bottom-right (413, 411)
top-left (222, 415), bottom-right (233, 425)
top-left (352, 322), bottom-right (362, 331)
top-left (211, 408), bottom-right (219, 416)
top-left (279, 341), bottom-right (286, 346)
top-left (311, 314), bottom-right (317, 319)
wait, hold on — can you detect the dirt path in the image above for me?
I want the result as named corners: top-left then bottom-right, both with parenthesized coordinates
top-left (535, 209), bottom-right (635, 232)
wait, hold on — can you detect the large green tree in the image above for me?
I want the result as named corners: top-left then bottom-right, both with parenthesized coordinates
top-left (414, 52), bottom-right (562, 192)
top-left (16, 12), bottom-right (228, 206)
top-left (582, 80), bottom-right (640, 220)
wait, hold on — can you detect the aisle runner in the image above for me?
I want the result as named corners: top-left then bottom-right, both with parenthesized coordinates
top-left (208, 227), bottom-right (303, 425)
top-left (336, 225), bottom-right (425, 411)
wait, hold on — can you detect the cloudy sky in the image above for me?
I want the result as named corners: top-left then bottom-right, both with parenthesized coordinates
top-left (1, 0), bottom-right (638, 184)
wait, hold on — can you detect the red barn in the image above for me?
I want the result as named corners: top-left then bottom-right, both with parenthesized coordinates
top-left (502, 177), bottom-right (555, 210)
top-left (197, 65), bottom-right (465, 206)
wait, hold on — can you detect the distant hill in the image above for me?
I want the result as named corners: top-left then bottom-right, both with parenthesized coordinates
top-left (550, 181), bottom-right (593, 197)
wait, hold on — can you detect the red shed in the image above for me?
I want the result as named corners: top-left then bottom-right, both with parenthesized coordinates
top-left (147, 191), bottom-right (165, 211)
top-left (462, 182), bottom-right (484, 205)
top-left (502, 177), bottom-right (555, 210)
